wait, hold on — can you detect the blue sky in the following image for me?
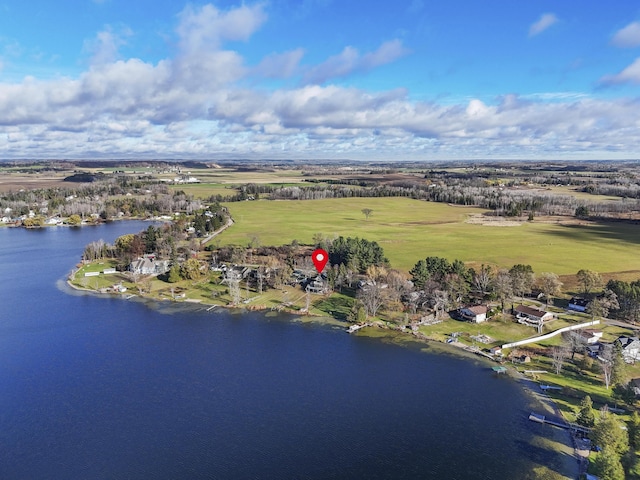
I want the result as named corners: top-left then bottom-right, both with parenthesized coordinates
top-left (1, 1), bottom-right (640, 160)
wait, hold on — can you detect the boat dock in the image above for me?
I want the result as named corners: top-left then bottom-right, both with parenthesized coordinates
top-left (347, 323), bottom-right (372, 333)
top-left (528, 412), bottom-right (590, 434)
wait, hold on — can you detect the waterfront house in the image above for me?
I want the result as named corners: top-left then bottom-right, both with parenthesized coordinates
top-left (514, 305), bottom-right (554, 324)
top-left (616, 336), bottom-right (640, 363)
top-left (130, 254), bottom-right (170, 276)
top-left (459, 305), bottom-right (488, 323)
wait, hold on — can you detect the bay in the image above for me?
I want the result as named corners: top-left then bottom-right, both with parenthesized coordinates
top-left (0, 222), bottom-right (572, 479)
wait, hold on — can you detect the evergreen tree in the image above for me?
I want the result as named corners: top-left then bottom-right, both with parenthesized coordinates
top-left (591, 408), bottom-right (629, 455)
top-left (409, 259), bottom-right (430, 289)
top-left (576, 395), bottom-right (596, 428)
top-left (628, 411), bottom-right (640, 450)
top-left (611, 342), bottom-right (627, 387)
top-left (593, 445), bottom-right (625, 480)
top-left (167, 265), bottom-right (182, 283)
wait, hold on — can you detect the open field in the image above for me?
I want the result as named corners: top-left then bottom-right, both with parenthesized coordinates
top-left (217, 197), bottom-right (640, 276)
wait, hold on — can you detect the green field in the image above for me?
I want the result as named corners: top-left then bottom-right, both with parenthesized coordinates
top-left (216, 197), bottom-right (640, 276)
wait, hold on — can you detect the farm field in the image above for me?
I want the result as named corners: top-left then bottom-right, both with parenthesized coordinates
top-left (216, 197), bottom-right (640, 276)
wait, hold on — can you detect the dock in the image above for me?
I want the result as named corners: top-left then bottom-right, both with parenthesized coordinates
top-left (347, 323), bottom-right (372, 333)
top-left (528, 412), bottom-right (590, 434)
top-left (492, 366), bottom-right (507, 374)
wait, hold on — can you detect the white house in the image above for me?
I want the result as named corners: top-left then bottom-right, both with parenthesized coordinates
top-left (578, 329), bottom-right (603, 345)
top-left (514, 305), bottom-right (554, 324)
top-left (130, 255), bottom-right (170, 276)
top-left (459, 305), bottom-right (488, 323)
top-left (616, 336), bottom-right (640, 363)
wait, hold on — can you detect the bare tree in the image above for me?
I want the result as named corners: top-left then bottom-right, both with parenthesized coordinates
top-left (493, 269), bottom-right (513, 310)
top-left (357, 282), bottom-right (385, 318)
top-left (551, 344), bottom-right (569, 374)
top-left (600, 347), bottom-right (614, 390)
top-left (226, 269), bottom-right (242, 305)
top-left (431, 289), bottom-right (450, 319)
top-left (564, 330), bottom-right (586, 360)
top-left (538, 272), bottom-right (563, 305)
top-left (361, 208), bottom-right (373, 220)
top-left (473, 264), bottom-right (494, 296)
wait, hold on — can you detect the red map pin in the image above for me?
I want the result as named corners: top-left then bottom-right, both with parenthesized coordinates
top-left (312, 248), bottom-right (329, 273)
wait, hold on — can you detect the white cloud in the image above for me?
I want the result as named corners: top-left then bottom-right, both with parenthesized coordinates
top-left (254, 48), bottom-right (305, 78)
top-left (600, 57), bottom-right (640, 85)
top-left (0, 3), bottom-right (639, 159)
top-left (611, 21), bottom-right (640, 48)
top-left (176, 3), bottom-right (266, 52)
top-left (529, 13), bottom-right (558, 37)
top-left (84, 26), bottom-right (132, 65)
top-left (303, 39), bottom-right (409, 84)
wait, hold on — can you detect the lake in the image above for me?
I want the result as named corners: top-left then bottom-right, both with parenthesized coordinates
top-left (0, 222), bottom-right (573, 479)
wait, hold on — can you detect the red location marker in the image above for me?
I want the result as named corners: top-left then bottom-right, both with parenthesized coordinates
top-left (312, 248), bottom-right (329, 273)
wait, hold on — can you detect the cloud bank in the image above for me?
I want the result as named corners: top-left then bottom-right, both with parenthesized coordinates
top-left (0, 3), bottom-right (638, 160)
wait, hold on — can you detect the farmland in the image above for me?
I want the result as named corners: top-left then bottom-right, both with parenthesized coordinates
top-left (216, 197), bottom-right (640, 277)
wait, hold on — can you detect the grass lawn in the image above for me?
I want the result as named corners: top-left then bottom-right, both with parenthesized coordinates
top-left (216, 197), bottom-right (640, 276)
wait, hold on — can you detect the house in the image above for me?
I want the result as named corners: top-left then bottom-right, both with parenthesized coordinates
top-left (586, 344), bottom-right (602, 358)
top-left (130, 254), bottom-right (170, 276)
top-left (578, 329), bottom-right (603, 344)
top-left (306, 275), bottom-right (328, 294)
top-left (490, 346), bottom-right (502, 356)
top-left (459, 305), bottom-right (488, 323)
top-left (616, 336), bottom-right (640, 363)
top-left (514, 305), bottom-right (554, 324)
top-left (568, 297), bottom-right (589, 312)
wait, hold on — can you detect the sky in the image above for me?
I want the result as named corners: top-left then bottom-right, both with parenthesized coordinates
top-left (1, 1), bottom-right (640, 161)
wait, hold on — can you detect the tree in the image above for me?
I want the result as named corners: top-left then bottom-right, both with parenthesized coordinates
top-left (575, 205), bottom-right (590, 218)
top-left (537, 272), bottom-right (562, 305)
top-left (611, 341), bottom-right (627, 387)
top-left (493, 269), bottom-right (513, 310)
top-left (587, 290), bottom-right (618, 321)
top-left (167, 265), bottom-right (182, 283)
top-left (600, 347), bottom-right (615, 390)
top-left (564, 330), bottom-right (585, 360)
top-left (628, 411), bottom-right (640, 450)
top-left (576, 269), bottom-right (602, 294)
top-left (361, 208), bottom-right (373, 220)
top-left (591, 408), bottom-right (629, 455)
top-left (431, 289), bottom-right (449, 319)
top-left (142, 225), bottom-right (159, 253)
top-left (592, 445), bottom-right (625, 480)
top-left (509, 264), bottom-right (535, 298)
top-left (357, 281), bottom-right (386, 318)
top-left (410, 259), bottom-right (430, 289)
top-left (576, 395), bottom-right (596, 428)
top-left (472, 264), bottom-right (494, 296)
top-left (65, 214), bottom-right (82, 226)
top-left (181, 258), bottom-right (203, 280)
top-left (551, 345), bottom-right (569, 375)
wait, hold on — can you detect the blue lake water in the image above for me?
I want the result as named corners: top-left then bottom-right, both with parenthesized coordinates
top-left (0, 222), bottom-right (570, 479)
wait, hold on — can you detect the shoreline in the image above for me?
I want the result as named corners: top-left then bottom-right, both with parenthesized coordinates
top-left (64, 277), bottom-right (580, 479)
